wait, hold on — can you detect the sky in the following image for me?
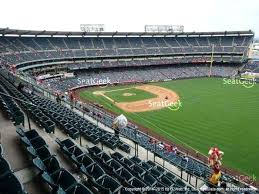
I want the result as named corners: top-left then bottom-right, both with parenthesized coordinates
top-left (0, 0), bottom-right (258, 37)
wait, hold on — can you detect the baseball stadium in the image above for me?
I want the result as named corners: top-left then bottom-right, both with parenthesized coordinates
top-left (0, 27), bottom-right (259, 194)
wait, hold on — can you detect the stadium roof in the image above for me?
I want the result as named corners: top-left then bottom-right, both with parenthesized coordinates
top-left (0, 28), bottom-right (254, 37)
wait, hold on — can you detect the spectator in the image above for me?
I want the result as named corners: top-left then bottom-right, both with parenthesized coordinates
top-left (209, 171), bottom-right (221, 193)
top-left (183, 154), bottom-right (189, 162)
top-left (173, 147), bottom-right (178, 154)
top-left (164, 143), bottom-right (171, 152)
top-left (220, 182), bottom-right (227, 194)
top-left (56, 94), bottom-right (61, 104)
top-left (158, 142), bottom-right (165, 149)
top-left (149, 137), bottom-right (157, 144)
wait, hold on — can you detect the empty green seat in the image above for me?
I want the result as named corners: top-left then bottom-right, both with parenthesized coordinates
top-left (159, 175), bottom-right (174, 187)
top-left (56, 138), bottom-right (77, 156)
top-left (33, 156), bottom-right (60, 174)
top-left (80, 163), bottom-right (105, 180)
top-left (71, 154), bottom-right (95, 168)
top-left (42, 169), bottom-right (77, 192)
top-left (13, 110), bottom-right (24, 126)
top-left (95, 174), bottom-right (122, 194)
top-left (16, 128), bottom-right (39, 140)
top-left (21, 136), bottom-right (47, 150)
top-left (66, 183), bottom-right (93, 194)
top-left (175, 178), bottom-right (186, 188)
top-left (26, 144), bottom-right (50, 159)
top-left (128, 177), bottom-right (146, 188)
top-left (142, 173), bottom-right (157, 187)
top-left (116, 168), bottom-right (134, 183)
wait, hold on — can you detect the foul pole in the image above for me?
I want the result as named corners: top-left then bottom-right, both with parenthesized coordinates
top-left (209, 44), bottom-right (215, 77)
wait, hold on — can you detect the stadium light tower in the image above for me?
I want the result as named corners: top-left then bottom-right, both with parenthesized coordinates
top-left (144, 25), bottom-right (184, 33)
top-left (80, 24), bottom-right (105, 32)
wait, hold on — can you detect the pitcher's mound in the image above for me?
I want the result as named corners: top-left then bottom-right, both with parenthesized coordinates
top-left (123, 93), bottom-right (136, 96)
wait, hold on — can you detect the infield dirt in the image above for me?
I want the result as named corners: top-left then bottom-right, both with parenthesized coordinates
top-left (94, 85), bottom-right (179, 112)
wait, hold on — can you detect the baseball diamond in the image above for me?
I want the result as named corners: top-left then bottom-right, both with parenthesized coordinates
top-left (93, 85), bottom-right (179, 112)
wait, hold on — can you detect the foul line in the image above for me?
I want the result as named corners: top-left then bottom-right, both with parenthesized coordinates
top-left (100, 93), bottom-right (115, 103)
top-left (93, 86), bottom-right (135, 95)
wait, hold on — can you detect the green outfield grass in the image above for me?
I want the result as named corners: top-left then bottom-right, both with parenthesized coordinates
top-left (104, 87), bottom-right (157, 102)
top-left (79, 78), bottom-right (259, 178)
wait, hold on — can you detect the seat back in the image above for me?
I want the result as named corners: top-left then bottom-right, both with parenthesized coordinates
top-left (42, 171), bottom-right (55, 187)
top-left (132, 164), bottom-right (146, 176)
top-left (67, 183), bottom-right (93, 194)
top-left (70, 146), bottom-right (84, 157)
top-left (143, 173), bottom-right (157, 186)
top-left (122, 158), bottom-right (134, 168)
top-left (97, 175), bottom-right (122, 193)
top-left (46, 157), bottom-right (61, 174)
top-left (81, 155), bottom-right (95, 168)
top-left (87, 164), bottom-right (105, 180)
top-left (31, 137), bottom-right (47, 149)
top-left (37, 146), bottom-right (52, 160)
top-left (109, 160), bottom-right (122, 171)
top-left (130, 177), bottom-right (146, 188)
top-left (60, 139), bottom-right (75, 150)
top-left (24, 130), bottom-right (39, 140)
top-left (150, 168), bottom-right (162, 178)
top-left (119, 168), bottom-right (133, 181)
top-left (88, 146), bottom-right (102, 156)
top-left (32, 157), bottom-right (47, 172)
top-left (160, 175), bottom-right (173, 187)
top-left (111, 152), bottom-right (124, 161)
top-left (56, 170), bottom-right (77, 190)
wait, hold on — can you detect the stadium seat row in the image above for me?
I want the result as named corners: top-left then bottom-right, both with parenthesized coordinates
top-left (0, 35), bottom-right (251, 68)
top-left (0, 84), bottom-right (24, 126)
top-left (25, 92), bottom-right (130, 152)
top-left (0, 74), bottom-right (55, 133)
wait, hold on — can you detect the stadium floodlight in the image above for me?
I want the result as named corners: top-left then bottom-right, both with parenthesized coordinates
top-left (80, 24), bottom-right (105, 32)
top-left (144, 25), bottom-right (184, 33)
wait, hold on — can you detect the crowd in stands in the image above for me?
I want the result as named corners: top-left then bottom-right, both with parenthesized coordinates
top-left (243, 60), bottom-right (259, 73)
top-left (0, 35), bottom-right (252, 68)
top-left (40, 64), bottom-right (240, 92)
